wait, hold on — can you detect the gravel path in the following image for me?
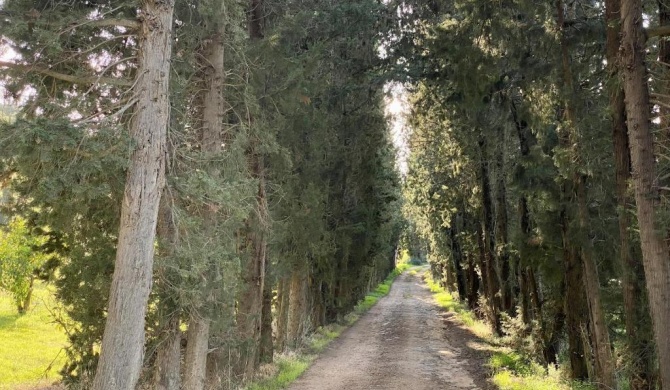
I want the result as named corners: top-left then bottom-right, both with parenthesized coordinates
top-left (288, 270), bottom-right (492, 390)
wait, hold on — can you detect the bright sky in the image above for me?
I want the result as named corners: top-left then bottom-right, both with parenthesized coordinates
top-left (384, 82), bottom-right (410, 177)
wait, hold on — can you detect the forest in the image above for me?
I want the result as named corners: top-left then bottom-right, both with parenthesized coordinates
top-left (1, 0), bottom-right (670, 389)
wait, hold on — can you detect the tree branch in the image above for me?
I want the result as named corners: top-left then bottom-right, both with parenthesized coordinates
top-left (0, 61), bottom-right (133, 87)
top-left (75, 18), bottom-right (141, 31)
top-left (646, 25), bottom-right (670, 39)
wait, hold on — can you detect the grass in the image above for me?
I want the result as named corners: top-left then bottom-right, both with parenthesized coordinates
top-left (0, 282), bottom-right (67, 390)
top-left (423, 273), bottom-right (595, 390)
top-left (245, 263), bottom-right (411, 390)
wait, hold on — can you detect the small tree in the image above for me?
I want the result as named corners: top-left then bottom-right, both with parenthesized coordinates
top-left (0, 217), bottom-right (49, 314)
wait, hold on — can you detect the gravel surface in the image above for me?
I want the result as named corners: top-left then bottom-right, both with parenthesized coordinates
top-left (288, 270), bottom-right (493, 390)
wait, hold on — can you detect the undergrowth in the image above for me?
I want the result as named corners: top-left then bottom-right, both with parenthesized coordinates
top-left (245, 263), bottom-right (411, 390)
top-left (424, 273), bottom-right (596, 390)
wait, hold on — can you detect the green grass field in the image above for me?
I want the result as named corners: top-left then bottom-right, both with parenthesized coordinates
top-left (0, 282), bottom-right (67, 389)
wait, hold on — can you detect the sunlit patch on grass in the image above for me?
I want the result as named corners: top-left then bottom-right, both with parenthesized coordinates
top-left (423, 274), bottom-right (595, 390)
top-left (0, 282), bottom-right (68, 390)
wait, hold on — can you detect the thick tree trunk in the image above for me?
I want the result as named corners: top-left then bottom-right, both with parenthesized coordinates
top-left (183, 316), bottom-right (210, 390)
top-left (287, 269), bottom-right (307, 349)
top-left (604, 1), bottom-right (655, 387)
top-left (621, 0), bottom-right (670, 385)
top-left (91, 1), bottom-right (173, 388)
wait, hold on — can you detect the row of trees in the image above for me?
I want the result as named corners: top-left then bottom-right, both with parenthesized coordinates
top-left (398, 0), bottom-right (670, 388)
top-left (0, 0), bottom-right (403, 388)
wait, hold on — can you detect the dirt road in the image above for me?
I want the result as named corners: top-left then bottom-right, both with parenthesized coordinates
top-left (288, 270), bottom-right (491, 390)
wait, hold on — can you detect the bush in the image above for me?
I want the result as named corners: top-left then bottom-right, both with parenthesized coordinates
top-left (0, 217), bottom-right (50, 314)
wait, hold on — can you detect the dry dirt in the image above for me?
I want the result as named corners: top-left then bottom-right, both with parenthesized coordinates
top-left (288, 270), bottom-right (494, 390)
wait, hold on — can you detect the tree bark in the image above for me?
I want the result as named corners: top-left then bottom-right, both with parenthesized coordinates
top-left (188, 17), bottom-right (227, 389)
top-left (91, 1), bottom-right (173, 388)
top-left (275, 276), bottom-right (290, 352)
top-left (183, 316), bottom-right (210, 390)
top-left (604, 0), bottom-right (655, 387)
top-left (287, 269), bottom-right (307, 349)
top-left (621, 0), bottom-right (670, 385)
top-left (556, 2), bottom-right (616, 386)
top-left (561, 207), bottom-right (590, 381)
top-left (235, 0), bottom-right (268, 379)
top-left (259, 257), bottom-right (274, 364)
top-left (154, 315), bottom-right (181, 390)
top-left (478, 136), bottom-right (502, 334)
top-left (493, 130), bottom-right (513, 314)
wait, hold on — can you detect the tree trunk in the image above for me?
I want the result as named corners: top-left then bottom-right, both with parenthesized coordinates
top-left (154, 316), bottom-right (181, 390)
top-left (18, 276), bottom-right (33, 314)
top-left (275, 276), bottom-right (290, 352)
top-left (287, 269), bottom-right (307, 349)
top-left (478, 136), bottom-right (502, 334)
top-left (494, 130), bottom-right (513, 314)
top-left (576, 175), bottom-right (616, 390)
top-left (188, 16), bottom-right (227, 389)
top-left (92, 1), bottom-right (173, 388)
top-left (234, 0), bottom-right (268, 379)
top-left (259, 257), bottom-right (274, 364)
top-left (555, 2), bottom-right (616, 386)
top-left (562, 208), bottom-right (590, 381)
top-left (621, 0), bottom-right (670, 385)
top-left (183, 316), bottom-right (210, 390)
top-left (448, 221), bottom-right (467, 300)
top-left (236, 218), bottom-right (266, 379)
top-left (604, 1), bottom-right (655, 387)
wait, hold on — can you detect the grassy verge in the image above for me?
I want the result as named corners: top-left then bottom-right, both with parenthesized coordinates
top-left (246, 263), bottom-right (411, 390)
top-left (423, 273), bottom-right (594, 390)
top-left (0, 282), bottom-right (67, 390)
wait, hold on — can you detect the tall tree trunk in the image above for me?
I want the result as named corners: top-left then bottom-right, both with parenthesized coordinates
top-left (235, 0), bottom-right (268, 379)
top-left (479, 135), bottom-right (502, 334)
top-left (494, 130), bottom-right (513, 314)
top-left (92, 1), bottom-right (173, 388)
top-left (576, 176), bottom-right (616, 390)
top-left (556, 2), bottom-right (615, 386)
top-left (621, 0), bottom-right (670, 385)
top-left (154, 190), bottom-right (181, 390)
top-left (189, 17), bottom-right (227, 388)
top-left (605, 0), bottom-right (655, 387)
top-left (562, 208), bottom-right (590, 381)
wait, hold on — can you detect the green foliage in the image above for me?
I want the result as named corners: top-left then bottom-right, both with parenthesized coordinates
top-left (245, 356), bottom-right (311, 390)
top-left (0, 217), bottom-right (50, 313)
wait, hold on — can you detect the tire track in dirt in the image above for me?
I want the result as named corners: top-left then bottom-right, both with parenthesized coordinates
top-left (287, 270), bottom-right (492, 390)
